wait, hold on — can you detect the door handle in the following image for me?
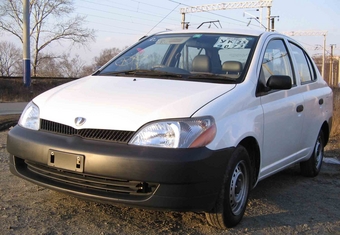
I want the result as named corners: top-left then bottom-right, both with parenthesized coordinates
top-left (296, 105), bottom-right (304, 113)
top-left (319, 98), bottom-right (324, 105)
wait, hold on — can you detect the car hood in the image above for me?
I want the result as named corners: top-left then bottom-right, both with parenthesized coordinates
top-left (34, 76), bottom-right (235, 131)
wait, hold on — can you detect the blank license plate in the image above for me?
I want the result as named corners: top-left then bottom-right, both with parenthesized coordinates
top-left (47, 150), bottom-right (84, 172)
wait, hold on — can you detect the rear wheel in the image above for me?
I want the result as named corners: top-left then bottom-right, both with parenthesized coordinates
top-left (205, 145), bottom-right (251, 229)
top-left (300, 130), bottom-right (324, 177)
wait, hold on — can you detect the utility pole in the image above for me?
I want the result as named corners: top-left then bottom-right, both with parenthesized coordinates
top-left (330, 44), bottom-right (336, 86)
top-left (23, 0), bottom-right (31, 87)
top-left (270, 15), bottom-right (279, 31)
top-left (181, 12), bottom-right (186, 30)
top-left (180, 0), bottom-right (273, 31)
top-left (267, 5), bottom-right (271, 31)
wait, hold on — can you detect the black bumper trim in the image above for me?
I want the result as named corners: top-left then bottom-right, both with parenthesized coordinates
top-left (7, 125), bottom-right (235, 211)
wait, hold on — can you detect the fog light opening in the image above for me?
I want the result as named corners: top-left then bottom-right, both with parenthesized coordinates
top-left (136, 182), bottom-right (152, 193)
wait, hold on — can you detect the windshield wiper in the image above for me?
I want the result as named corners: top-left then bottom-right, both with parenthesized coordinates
top-left (99, 69), bottom-right (182, 78)
top-left (187, 73), bottom-right (238, 82)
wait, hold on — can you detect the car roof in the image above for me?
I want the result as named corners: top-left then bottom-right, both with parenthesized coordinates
top-left (155, 28), bottom-right (267, 37)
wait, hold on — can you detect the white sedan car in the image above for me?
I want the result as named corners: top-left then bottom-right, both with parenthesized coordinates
top-left (7, 29), bottom-right (333, 229)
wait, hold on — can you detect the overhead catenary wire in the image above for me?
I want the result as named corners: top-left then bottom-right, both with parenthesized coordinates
top-left (80, 0), bottom-right (259, 31)
top-left (75, 0), bottom-right (263, 38)
top-left (145, 3), bottom-right (180, 35)
top-left (76, 5), bottom-right (178, 26)
top-left (75, 12), bottom-right (178, 37)
top-left (168, 0), bottom-right (264, 29)
top-left (72, 0), bottom-right (338, 53)
top-left (79, 0), bottom-right (180, 23)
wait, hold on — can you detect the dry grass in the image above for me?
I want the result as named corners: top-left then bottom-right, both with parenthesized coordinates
top-left (331, 88), bottom-right (340, 137)
top-left (0, 78), bottom-right (74, 102)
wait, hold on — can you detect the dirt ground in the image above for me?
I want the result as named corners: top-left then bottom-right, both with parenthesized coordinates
top-left (1, 129), bottom-right (339, 235)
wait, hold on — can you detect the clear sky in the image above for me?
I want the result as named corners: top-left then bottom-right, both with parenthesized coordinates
top-left (3, 0), bottom-right (340, 64)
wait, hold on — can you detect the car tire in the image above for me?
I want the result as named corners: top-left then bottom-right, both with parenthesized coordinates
top-left (205, 145), bottom-right (251, 229)
top-left (300, 130), bottom-right (324, 177)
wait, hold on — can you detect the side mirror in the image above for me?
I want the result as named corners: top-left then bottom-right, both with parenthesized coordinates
top-left (266, 75), bottom-right (292, 90)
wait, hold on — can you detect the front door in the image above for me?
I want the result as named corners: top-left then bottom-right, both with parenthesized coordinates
top-left (257, 38), bottom-right (305, 178)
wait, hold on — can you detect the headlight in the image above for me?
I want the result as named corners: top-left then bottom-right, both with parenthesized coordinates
top-left (129, 116), bottom-right (216, 148)
top-left (18, 101), bottom-right (40, 130)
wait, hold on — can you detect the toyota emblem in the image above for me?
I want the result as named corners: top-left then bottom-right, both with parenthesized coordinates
top-left (75, 117), bottom-right (86, 126)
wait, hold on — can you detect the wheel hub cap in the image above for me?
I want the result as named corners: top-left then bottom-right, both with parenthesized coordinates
top-left (229, 161), bottom-right (249, 215)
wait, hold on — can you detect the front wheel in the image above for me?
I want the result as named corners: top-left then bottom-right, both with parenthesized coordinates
top-left (205, 145), bottom-right (251, 229)
top-left (300, 130), bottom-right (325, 177)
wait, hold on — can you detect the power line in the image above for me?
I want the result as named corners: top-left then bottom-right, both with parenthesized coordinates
top-left (76, 5), bottom-right (177, 26)
top-left (139, 0), bottom-right (253, 29)
top-left (95, 29), bottom-right (142, 36)
top-left (77, 12), bottom-right (155, 27)
top-left (168, 0), bottom-right (262, 28)
top-left (77, 0), bottom-right (180, 24)
top-left (131, 0), bottom-right (178, 11)
top-left (76, 12), bottom-right (178, 36)
top-left (146, 3), bottom-right (180, 35)
top-left (77, 0), bottom-right (262, 35)
top-left (85, 20), bottom-right (147, 33)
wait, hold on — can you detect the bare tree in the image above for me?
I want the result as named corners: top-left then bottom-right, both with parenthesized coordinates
top-left (72, 47), bottom-right (127, 78)
top-left (77, 47), bottom-right (124, 77)
top-left (0, 41), bottom-right (22, 76)
top-left (94, 48), bottom-right (123, 67)
top-left (0, 0), bottom-right (95, 76)
top-left (59, 53), bottom-right (86, 78)
top-left (36, 52), bottom-right (62, 77)
top-left (80, 64), bottom-right (97, 77)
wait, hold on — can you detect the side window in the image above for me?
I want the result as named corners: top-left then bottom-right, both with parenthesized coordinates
top-left (289, 43), bottom-right (316, 83)
top-left (260, 39), bottom-right (295, 86)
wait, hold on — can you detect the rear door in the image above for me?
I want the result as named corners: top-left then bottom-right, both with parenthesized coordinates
top-left (288, 42), bottom-right (331, 154)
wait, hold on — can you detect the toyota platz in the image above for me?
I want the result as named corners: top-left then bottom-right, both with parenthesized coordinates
top-left (7, 29), bottom-right (333, 229)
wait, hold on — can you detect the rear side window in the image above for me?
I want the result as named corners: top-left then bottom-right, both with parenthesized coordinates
top-left (289, 43), bottom-right (316, 83)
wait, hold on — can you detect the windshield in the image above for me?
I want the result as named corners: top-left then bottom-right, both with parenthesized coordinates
top-left (98, 33), bottom-right (258, 83)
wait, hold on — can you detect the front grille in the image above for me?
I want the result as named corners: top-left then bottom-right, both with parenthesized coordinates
top-left (19, 159), bottom-right (158, 199)
top-left (40, 119), bottom-right (134, 143)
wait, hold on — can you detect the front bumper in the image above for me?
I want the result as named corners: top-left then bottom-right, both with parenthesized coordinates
top-left (7, 125), bottom-right (234, 212)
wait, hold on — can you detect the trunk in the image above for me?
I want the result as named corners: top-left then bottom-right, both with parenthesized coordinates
top-left (32, 60), bottom-right (38, 77)
top-left (32, 50), bottom-right (39, 77)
